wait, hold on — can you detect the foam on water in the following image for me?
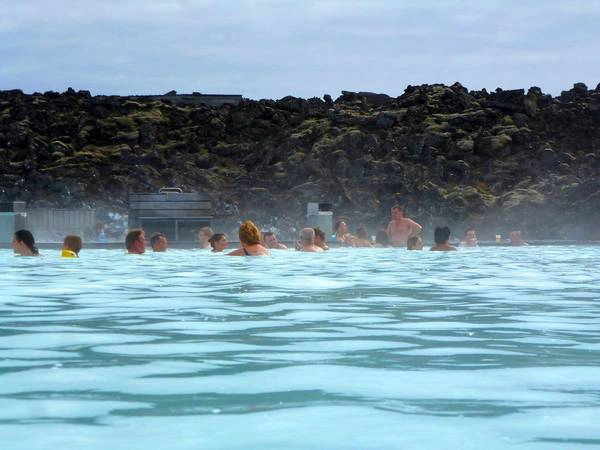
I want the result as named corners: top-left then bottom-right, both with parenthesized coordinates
top-left (1, 246), bottom-right (600, 449)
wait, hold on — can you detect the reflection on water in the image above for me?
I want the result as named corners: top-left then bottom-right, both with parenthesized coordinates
top-left (1, 247), bottom-right (600, 449)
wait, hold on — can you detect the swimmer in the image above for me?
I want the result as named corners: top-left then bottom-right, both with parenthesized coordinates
top-left (461, 228), bottom-right (478, 247)
top-left (150, 233), bottom-right (168, 252)
top-left (125, 229), bottom-right (146, 254)
top-left (374, 230), bottom-right (390, 248)
top-left (209, 233), bottom-right (228, 252)
top-left (430, 227), bottom-right (457, 251)
top-left (352, 227), bottom-right (373, 248)
top-left (262, 231), bottom-right (288, 250)
top-left (198, 227), bottom-right (213, 250)
top-left (228, 221), bottom-right (270, 256)
top-left (510, 230), bottom-right (528, 246)
top-left (334, 220), bottom-right (354, 245)
top-left (61, 235), bottom-right (82, 257)
top-left (407, 235), bottom-right (424, 250)
top-left (313, 227), bottom-right (330, 251)
top-left (386, 205), bottom-right (422, 247)
top-left (298, 228), bottom-right (324, 252)
top-left (12, 230), bottom-right (40, 256)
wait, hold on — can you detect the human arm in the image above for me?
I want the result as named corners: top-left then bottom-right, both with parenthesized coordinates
top-left (407, 219), bottom-right (422, 237)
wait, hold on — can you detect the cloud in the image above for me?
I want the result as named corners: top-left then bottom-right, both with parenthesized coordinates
top-left (0, 0), bottom-right (599, 98)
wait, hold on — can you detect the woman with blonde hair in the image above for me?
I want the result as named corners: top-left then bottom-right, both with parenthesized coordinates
top-left (228, 221), bottom-right (270, 256)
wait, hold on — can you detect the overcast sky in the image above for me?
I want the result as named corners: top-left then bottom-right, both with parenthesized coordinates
top-left (1, 0), bottom-right (598, 99)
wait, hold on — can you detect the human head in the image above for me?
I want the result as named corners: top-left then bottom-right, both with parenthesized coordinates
top-left (356, 226), bottom-right (368, 241)
top-left (334, 220), bottom-right (348, 235)
top-left (261, 231), bottom-right (279, 249)
top-left (62, 235), bottom-right (82, 256)
top-left (314, 227), bottom-right (327, 247)
top-left (434, 227), bottom-right (451, 245)
top-left (239, 221), bottom-right (261, 246)
top-left (150, 233), bottom-right (168, 252)
top-left (407, 236), bottom-right (424, 250)
top-left (465, 228), bottom-right (476, 239)
top-left (12, 229), bottom-right (38, 256)
top-left (300, 227), bottom-right (315, 245)
top-left (209, 233), bottom-right (228, 252)
top-left (198, 227), bottom-right (213, 244)
top-left (376, 230), bottom-right (390, 246)
top-left (510, 230), bottom-right (522, 243)
top-left (391, 205), bottom-right (404, 220)
top-left (125, 229), bottom-right (146, 254)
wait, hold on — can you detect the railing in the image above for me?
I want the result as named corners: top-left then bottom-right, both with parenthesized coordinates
top-left (26, 209), bottom-right (96, 242)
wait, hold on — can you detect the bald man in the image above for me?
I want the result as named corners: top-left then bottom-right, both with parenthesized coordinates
top-left (386, 205), bottom-right (422, 247)
top-left (298, 228), bottom-right (324, 253)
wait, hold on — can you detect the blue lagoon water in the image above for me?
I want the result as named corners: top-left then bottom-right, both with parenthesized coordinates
top-left (1, 246), bottom-right (600, 449)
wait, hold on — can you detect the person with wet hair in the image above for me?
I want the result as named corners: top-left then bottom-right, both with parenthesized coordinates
top-left (334, 220), bottom-right (354, 245)
top-left (407, 236), bottom-right (424, 251)
top-left (125, 229), bottom-right (146, 254)
top-left (209, 233), bottom-right (228, 252)
top-left (198, 227), bottom-right (213, 250)
top-left (352, 227), bottom-right (373, 248)
top-left (261, 231), bottom-right (288, 250)
top-left (386, 205), bottom-right (422, 247)
top-left (12, 230), bottom-right (40, 256)
top-left (374, 230), bottom-right (390, 248)
top-left (313, 227), bottom-right (330, 251)
top-left (150, 233), bottom-right (168, 252)
top-left (510, 230), bottom-right (528, 246)
top-left (298, 227), bottom-right (323, 252)
top-left (61, 235), bottom-right (82, 258)
top-left (461, 228), bottom-right (478, 247)
top-left (228, 221), bottom-right (270, 256)
top-left (430, 227), bottom-right (457, 251)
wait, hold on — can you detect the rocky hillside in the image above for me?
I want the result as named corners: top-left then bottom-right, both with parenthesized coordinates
top-left (1, 83), bottom-right (599, 239)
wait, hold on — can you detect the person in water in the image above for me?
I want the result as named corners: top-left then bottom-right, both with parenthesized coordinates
top-left (298, 228), bottom-right (324, 252)
top-left (61, 235), bottom-right (82, 258)
top-left (12, 230), bottom-right (40, 256)
top-left (334, 220), bottom-right (354, 245)
top-left (461, 228), bottom-right (478, 247)
top-left (262, 231), bottom-right (288, 250)
top-left (374, 230), bottom-right (390, 248)
top-left (352, 227), bottom-right (373, 247)
top-left (510, 230), bottom-right (528, 246)
top-left (125, 229), bottom-right (146, 254)
top-left (209, 233), bottom-right (228, 252)
top-left (198, 227), bottom-right (213, 250)
top-left (407, 235), bottom-right (424, 250)
top-left (228, 221), bottom-right (270, 256)
top-left (150, 233), bottom-right (168, 252)
top-left (430, 227), bottom-right (457, 251)
top-left (386, 206), bottom-right (422, 247)
top-left (313, 227), bottom-right (330, 251)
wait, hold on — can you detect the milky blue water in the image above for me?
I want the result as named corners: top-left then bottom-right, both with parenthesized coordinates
top-left (1, 246), bottom-right (600, 449)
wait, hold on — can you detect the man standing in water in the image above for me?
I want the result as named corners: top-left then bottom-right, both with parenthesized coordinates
top-left (150, 233), bottom-right (168, 252)
top-left (261, 231), bottom-right (288, 250)
top-left (430, 226), bottom-right (457, 252)
top-left (298, 228), bottom-right (324, 253)
top-left (386, 206), bottom-right (422, 247)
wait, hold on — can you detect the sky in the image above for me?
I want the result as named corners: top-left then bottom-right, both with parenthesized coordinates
top-left (0, 0), bottom-right (599, 99)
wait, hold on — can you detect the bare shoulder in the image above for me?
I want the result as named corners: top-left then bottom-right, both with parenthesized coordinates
top-left (227, 248), bottom-right (244, 256)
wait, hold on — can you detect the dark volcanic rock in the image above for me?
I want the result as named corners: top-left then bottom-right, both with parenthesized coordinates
top-left (1, 83), bottom-right (600, 239)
